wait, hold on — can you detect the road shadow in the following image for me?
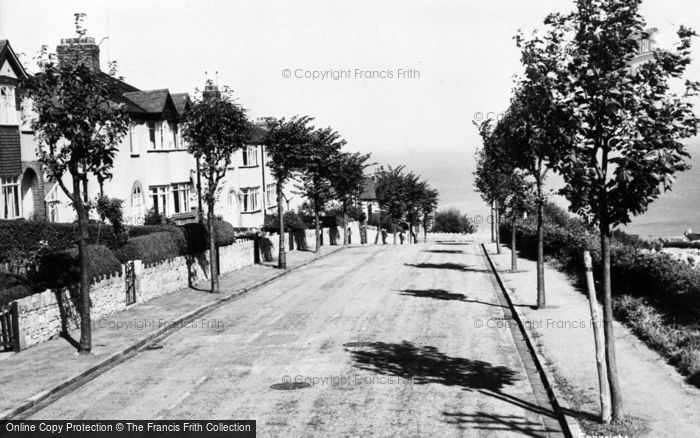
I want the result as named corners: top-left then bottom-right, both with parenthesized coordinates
top-left (442, 411), bottom-right (557, 438)
top-left (436, 242), bottom-right (470, 246)
top-left (423, 250), bottom-right (464, 254)
top-left (347, 341), bottom-right (517, 390)
top-left (404, 262), bottom-right (491, 273)
top-left (398, 289), bottom-right (507, 309)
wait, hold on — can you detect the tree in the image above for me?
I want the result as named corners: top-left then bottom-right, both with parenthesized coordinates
top-left (329, 151), bottom-right (371, 245)
top-left (23, 35), bottom-right (130, 354)
top-left (264, 115), bottom-right (315, 267)
top-left (419, 187), bottom-right (439, 243)
top-left (182, 83), bottom-right (250, 293)
top-left (500, 171), bottom-right (536, 271)
top-left (546, 0), bottom-right (700, 422)
top-left (432, 208), bottom-right (477, 234)
top-left (296, 126), bottom-right (346, 252)
top-left (375, 165), bottom-right (409, 244)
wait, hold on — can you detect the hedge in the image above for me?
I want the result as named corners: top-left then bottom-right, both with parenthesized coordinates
top-left (114, 232), bottom-right (183, 265)
top-left (35, 244), bottom-right (122, 288)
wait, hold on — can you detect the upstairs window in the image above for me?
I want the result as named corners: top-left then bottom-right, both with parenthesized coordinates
top-left (169, 121), bottom-right (179, 149)
top-left (147, 121), bottom-right (158, 149)
top-left (0, 86), bottom-right (17, 125)
top-left (242, 146), bottom-right (258, 166)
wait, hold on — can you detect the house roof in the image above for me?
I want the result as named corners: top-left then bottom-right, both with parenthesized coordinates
top-left (122, 89), bottom-right (179, 119)
top-left (359, 178), bottom-right (377, 200)
top-left (170, 93), bottom-right (190, 117)
top-left (0, 39), bottom-right (28, 80)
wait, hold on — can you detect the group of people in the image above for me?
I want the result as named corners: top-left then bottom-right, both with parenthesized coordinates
top-left (378, 227), bottom-right (416, 245)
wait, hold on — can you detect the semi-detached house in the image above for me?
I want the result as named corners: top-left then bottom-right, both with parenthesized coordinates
top-left (0, 36), bottom-right (280, 228)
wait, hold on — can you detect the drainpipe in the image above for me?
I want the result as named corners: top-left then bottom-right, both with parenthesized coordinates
top-left (260, 144), bottom-right (267, 226)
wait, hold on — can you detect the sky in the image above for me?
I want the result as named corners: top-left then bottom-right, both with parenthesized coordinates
top-left (2, 0), bottom-right (700, 230)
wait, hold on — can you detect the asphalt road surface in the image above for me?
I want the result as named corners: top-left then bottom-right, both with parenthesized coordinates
top-left (29, 242), bottom-right (564, 437)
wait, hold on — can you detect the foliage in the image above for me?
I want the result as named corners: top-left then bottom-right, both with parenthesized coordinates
top-left (143, 207), bottom-right (169, 225)
top-left (36, 244), bottom-right (122, 288)
top-left (114, 232), bottom-right (183, 265)
top-left (328, 151), bottom-right (371, 209)
top-left (96, 196), bottom-right (128, 244)
top-left (181, 82), bottom-right (250, 207)
top-left (210, 220), bottom-right (236, 246)
top-left (264, 212), bottom-right (306, 231)
top-left (432, 208), bottom-right (478, 234)
top-left (263, 116), bottom-right (316, 185)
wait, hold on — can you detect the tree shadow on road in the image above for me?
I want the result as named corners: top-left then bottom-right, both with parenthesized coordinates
top-left (398, 289), bottom-right (507, 309)
top-left (404, 262), bottom-right (491, 273)
top-left (442, 411), bottom-right (558, 438)
top-left (347, 341), bottom-right (517, 390)
top-left (423, 249), bottom-right (464, 254)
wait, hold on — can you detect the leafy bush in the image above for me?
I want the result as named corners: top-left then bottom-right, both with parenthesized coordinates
top-left (96, 196), bottom-right (127, 238)
top-left (264, 212), bottom-right (306, 231)
top-left (211, 220), bottom-right (236, 246)
top-left (0, 272), bottom-right (35, 306)
top-left (432, 208), bottom-right (477, 234)
top-left (180, 222), bottom-right (208, 254)
top-left (35, 244), bottom-right (122, 288)
top-left (114, 232), bottom-right (183, 265)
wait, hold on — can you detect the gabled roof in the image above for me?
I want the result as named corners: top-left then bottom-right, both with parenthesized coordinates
top-left (0, 40), bottom-right (28, 80)
top-left (170, 93), bottom-right (191, 117)
top-left (123, 89), bottom-right (179, 119)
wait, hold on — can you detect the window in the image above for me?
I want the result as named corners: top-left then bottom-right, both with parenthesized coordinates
top-left (160, 121), bottom-right (165, 148)
top-left (147, 121), bottom-right (158, 149)
top-left (149, 186), bottom-right (169, 216)
top-left (0, 86), bottom-right (17, 125)
top-left (46, 184), bottom-right (60, 222)
top-left (169, 122), bottom-right (179, 149)
top-left (172, 183), bottom-right (190, 214)
top-left (1, 176), bottom-right (20, 219)
top-left (242, 146), bottom-right (258, 166)
top-left (241, 187), bottom-right (260, 212)
top-left (129, 125), bottom-right (138, 155)
top-left (266, 183), bottom-right (276, 207)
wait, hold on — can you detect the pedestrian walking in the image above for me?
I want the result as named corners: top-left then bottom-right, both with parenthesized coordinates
top-left (381, 228), bottom-right (388, 244)
top-left (399, 230), bottom-right (405, 244)
top-left (347, 226), bottom-right (352, 244)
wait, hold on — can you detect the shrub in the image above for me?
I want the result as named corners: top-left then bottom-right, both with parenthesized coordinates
top-left (0, 272), bottom-right (35, 306)
top-left (264, 212), bottom-right (306, 231)
top-left (211, 220), bottom-right (236, 246)
top-left (181, 222), bottom-right (209, 254)
top-left (35, 244), bottom-right (122, 288)
top-left (114, 232), bottom-right (183, 265)
top-left (432, 208), bottom-right (477, 234)
top-left (96, 196), bottom-right (127, 238)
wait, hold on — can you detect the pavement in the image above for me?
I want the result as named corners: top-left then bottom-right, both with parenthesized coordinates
top-left (12, 240), bottom-right (566, 437)
top-left (0, 246), bottom-right (342, 420)
top-left (486, 243), bottom-right (700, 438)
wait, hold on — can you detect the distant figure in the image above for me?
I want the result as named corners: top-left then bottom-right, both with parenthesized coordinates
top-left (410, 228), bottom-right (417, 243)
top-left (381, 228), bottom-right (388, 244)
top-left (399, 231), bottom-right (405, 244)
top-left (347, 226), bottom-right (352, 244)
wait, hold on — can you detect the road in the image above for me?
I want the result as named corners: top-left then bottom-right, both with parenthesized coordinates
top-left (29, 242), bottom-right (563, 437)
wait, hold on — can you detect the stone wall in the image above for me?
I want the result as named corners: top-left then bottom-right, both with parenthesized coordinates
top-left (12, 241), bottom-right (255, 350)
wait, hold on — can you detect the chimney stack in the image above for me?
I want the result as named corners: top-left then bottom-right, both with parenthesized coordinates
top-left (56, 37), bottom-right (101, 72)
top-left (202, 83), bottom-right (221, 101)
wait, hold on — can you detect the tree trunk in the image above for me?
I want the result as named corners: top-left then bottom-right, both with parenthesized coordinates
top-left (343, 203), bottom-right (348, 246)
top-left (374, 209), bottom-right (381, 244)
top-left (392, 221), bottom-right (397, 245)
top-left (491, 201), bottom-right (495, 243)
top-left (536, 184), bottom-right (545, 309)
top-left (208, 199), bottom-right (219, 293)
top-left (314, 200), bottom-right (321, 253)
top-left (511, 215), bottom-right (517, 272)
top-left (600, 220), bottom-right (623, 421)
top-left (277, 182), bottom-right (286, 269)
top-left (73, 175), bottom-right (91, 354)
top-left (494, 200), bottom-right (501, 254)
top-left (583, 250), bottom-right (611, 423)
top-left (424, 216), bottom-right (428, 243)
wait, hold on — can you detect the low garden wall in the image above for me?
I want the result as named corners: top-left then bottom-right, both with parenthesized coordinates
top-left (13, 240), bottom-right (254, 349)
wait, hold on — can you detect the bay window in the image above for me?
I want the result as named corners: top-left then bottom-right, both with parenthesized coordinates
top-left (1, 176), bottom-right (20, 219)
